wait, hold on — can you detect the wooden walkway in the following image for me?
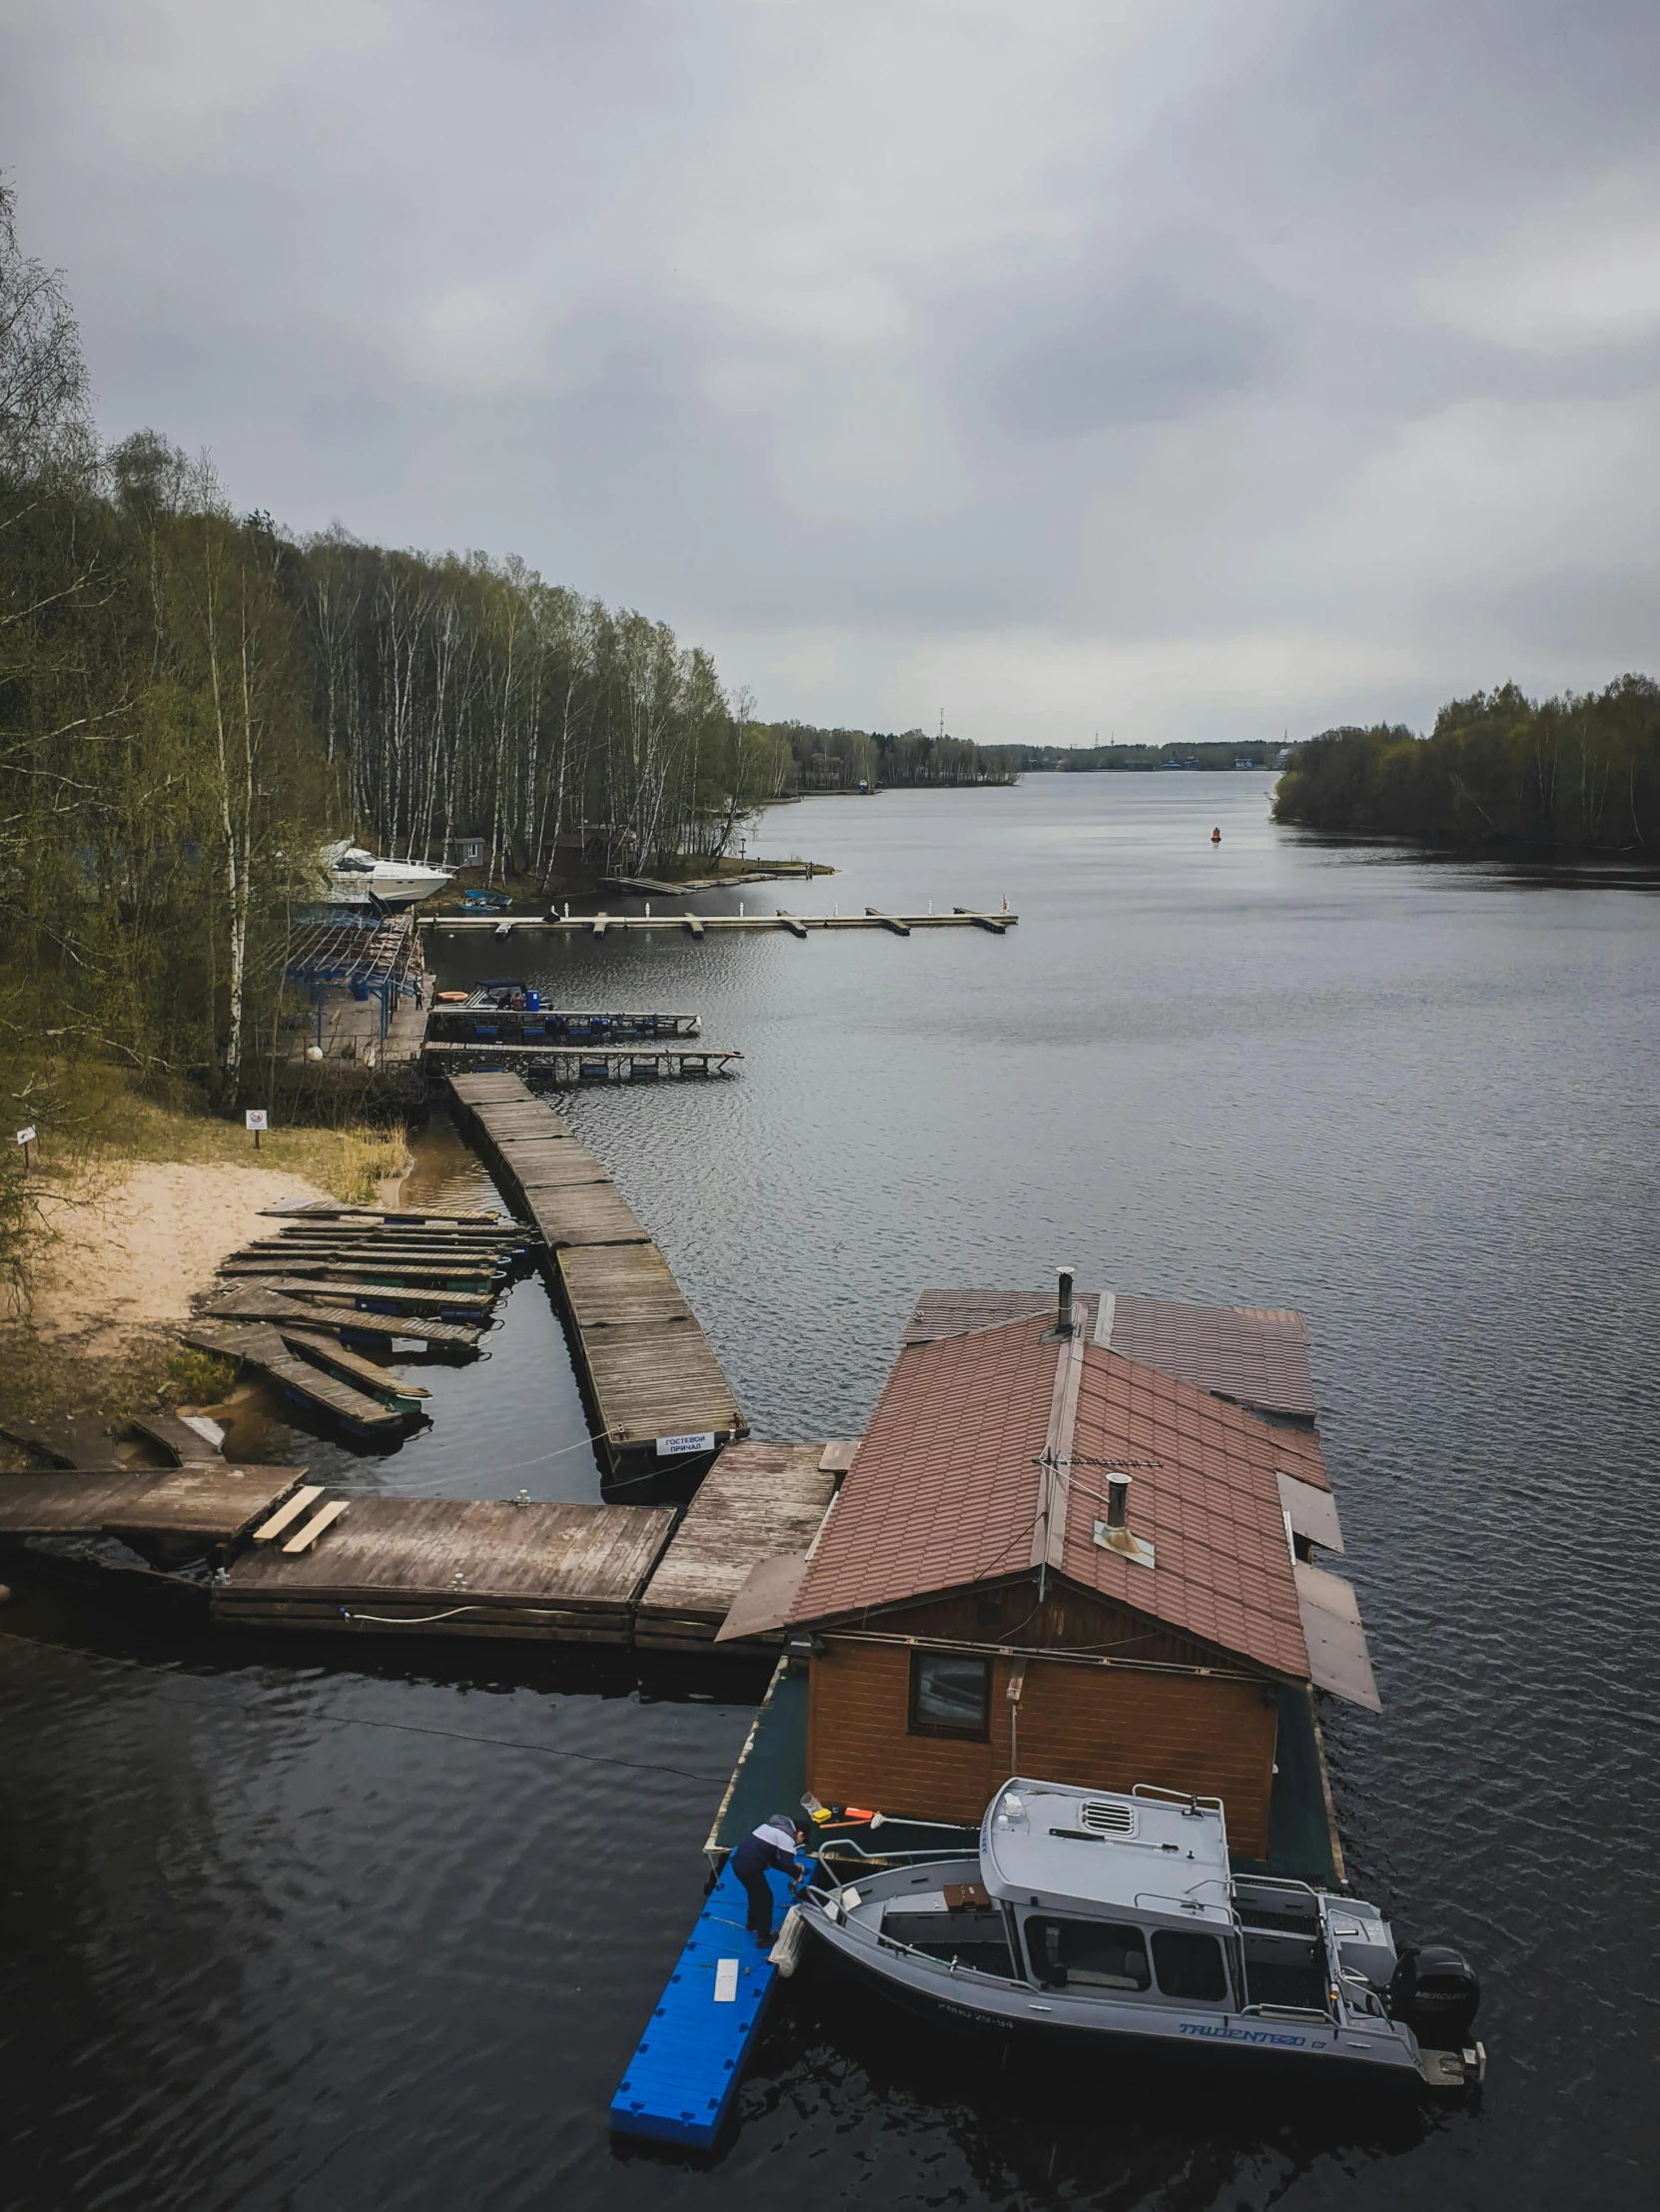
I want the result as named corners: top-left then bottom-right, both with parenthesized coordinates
top-left (212, 1496), bottom-right (676, 1642)
top-left (424, 1041), bottom-right (740, 1082)
top-left (0, 1464), bottom-right (304, 1556)
top-left (430, 1004), bottom-right (702, 1040)
top-left (424, 909), bottom-right (1015, 938)
top-left (447, 1072), bottom-right (746, 1472)
top-left (635, 1441), bottom-right (845, 1655)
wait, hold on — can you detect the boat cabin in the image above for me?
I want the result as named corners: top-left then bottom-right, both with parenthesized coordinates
top-left (785, 1283), bottom-right (1380, 1860)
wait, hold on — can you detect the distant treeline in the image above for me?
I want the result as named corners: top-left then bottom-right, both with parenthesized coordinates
top-left (1273, 678), bottom-right (1660, 850)
top-left (0, 185), bottom-right (772, 1129)
top-left (762, 722), bottom-right (1022, 791)
top-left (1019, 740), bottom-right (1282, 772)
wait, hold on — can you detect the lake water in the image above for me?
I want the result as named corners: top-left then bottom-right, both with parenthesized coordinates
top-left (4, 773), bottom-right (1658, 2209)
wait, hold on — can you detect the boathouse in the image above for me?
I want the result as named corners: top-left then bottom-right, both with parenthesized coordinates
top-left (783, 1284), bottom-right (1378, 1859)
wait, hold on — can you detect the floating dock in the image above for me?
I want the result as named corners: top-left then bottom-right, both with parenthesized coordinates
top-left (424, 1041), bottom-right (741, 1083)
top-left (422, 907), bottom-right (1015, 938)
top-left (0, 1463), bottom-right (304, 1560)
top-left (200, 1281), bottom-right (485, 1352)
top-left (447, 1072), bottom-right (746, 1473)
top-left (634, 1441), bottom-right (846, 1656)
top-left (609, 1858), bottom-right (793, 2149)
top-left (180, 1320), bottom-right (418, 1438)
top-left (428, 1001), bottom-right (702, 1040)
top-left (212, 1496), bottom-right (677, 1642)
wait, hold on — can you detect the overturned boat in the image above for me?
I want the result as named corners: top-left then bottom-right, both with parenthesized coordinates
top-left (795, 1776), bottom-right (1483, 2090)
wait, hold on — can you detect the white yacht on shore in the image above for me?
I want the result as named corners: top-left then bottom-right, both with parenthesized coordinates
top-left (318, 841), bottom-right (452, 910)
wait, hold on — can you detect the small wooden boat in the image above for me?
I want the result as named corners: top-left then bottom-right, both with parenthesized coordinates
top-left (794, 1776), bottom-right (1484, 2091)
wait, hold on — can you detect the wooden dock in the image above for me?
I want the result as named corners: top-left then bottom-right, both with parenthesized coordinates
top-left (200, 1281), bottom-right (485, 1351)
top-left (422, 908), bottom-right (1016, 938)
top-left (0, 1463), bottom-right (304, 1558)
top-left (428, 1003), bottom-right (702, 1040)
top-left (423, 1041), bottom-right (741, 1082)
top-left (180, 1321), bottom-right (417, 1437)
top-left (447, 1072), bottom-right (746, 1472)
top-left (212, 1496), bottom-right (676, 1642)
top-left (634, 1441), bottom-right (844, 1655)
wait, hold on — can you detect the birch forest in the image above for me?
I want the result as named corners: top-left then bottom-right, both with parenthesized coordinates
top-left (0, 187), bottom-right (774, 1145)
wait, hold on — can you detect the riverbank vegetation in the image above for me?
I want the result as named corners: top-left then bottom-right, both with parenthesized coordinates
top-left (0, 182), bottom-right (774, 1294)
top-left (764, 722), bottom-right (1021, 789)
top-left (1272, 678), bottom-right (1660, 849)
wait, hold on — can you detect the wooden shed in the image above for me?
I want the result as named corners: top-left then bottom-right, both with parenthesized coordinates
top-left (786, 1287), bottom-right (1378, 1858)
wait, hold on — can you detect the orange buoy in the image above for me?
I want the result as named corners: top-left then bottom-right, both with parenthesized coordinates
top-left (1211, 827), bottom-right (1222, 844)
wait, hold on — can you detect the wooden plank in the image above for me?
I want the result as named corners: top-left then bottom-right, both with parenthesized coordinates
top-left (284, 1497), bottom-right (351, 1554)
top-left (200, 1284), bottom-right (483, 1348)
top-left (681, 912), bottom-right (704, 938)
top-left (252, 1484), bottom-right (326, 1543)
top-left (261, 1203), bottom-right (509, 1224)
top-left (126, 1411), bottom-right (225, 1464)
top-left (864, 906), bottom-right (912, 936)
top-left (775, 910), bottom-right (808, 939)
top-left (953, 906), bottom-right (1007, 934)
top-left (215, 1274), bottom-right (496, 1314)
top-left (278, 1329), bottom-right (429, 1399)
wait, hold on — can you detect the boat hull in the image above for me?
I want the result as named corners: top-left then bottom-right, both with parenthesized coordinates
top-left (797, 1892), bottom-right (1437, 2090)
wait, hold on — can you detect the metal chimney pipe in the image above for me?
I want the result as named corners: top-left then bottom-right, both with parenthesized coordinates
top-left (1106, 1471), bottom-right (1131, 1529)
top-left (1057, 1267), bottom-right (1075, 1336)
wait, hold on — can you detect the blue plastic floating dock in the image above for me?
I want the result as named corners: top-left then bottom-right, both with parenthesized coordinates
top-left (609, 1861), bottom-right (792, 2149)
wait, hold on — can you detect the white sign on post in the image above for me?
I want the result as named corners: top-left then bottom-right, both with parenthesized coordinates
top-left (655, 1431), bottom-right (717, 1457)
top-left (245, 1110), bottom-right (269, 1131)
top-left (15, 1126), bottom-right (36, 1146)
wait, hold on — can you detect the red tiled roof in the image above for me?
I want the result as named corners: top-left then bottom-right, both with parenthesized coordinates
top-left (790, 1312), bottom-right (1058, 1624)
top-left (1103, 1295), bottom-right (1315, 1418)
top-left (791, 1310), bottom-right (1323, 1681)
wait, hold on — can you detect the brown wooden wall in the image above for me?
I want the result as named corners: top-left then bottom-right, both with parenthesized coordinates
top-left (806, 1639), bottom-right (1279, 1857)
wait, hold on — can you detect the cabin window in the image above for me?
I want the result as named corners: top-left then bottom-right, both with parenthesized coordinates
top-left (1152, 1928), bottom-right (1230, 2002)
top-left (909, 1652), bottom-right (991, 1739)
top-left (1023, 1917), bottom-right (1151, 1992)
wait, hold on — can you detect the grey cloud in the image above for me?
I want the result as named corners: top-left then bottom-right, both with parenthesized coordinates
top-left (1, 0), bottom-right (1658, 741)
top-left (981, 269), bottom-right (1283, 437)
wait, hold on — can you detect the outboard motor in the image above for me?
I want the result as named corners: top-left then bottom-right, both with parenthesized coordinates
top-left (1387, 1945), bottom-right (1481, 2049)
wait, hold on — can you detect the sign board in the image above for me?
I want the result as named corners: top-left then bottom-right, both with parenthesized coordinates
top-left (655, 1431), bottom-right (717, 1457)
top-left (245, 1109), bottom-right (269, 1131)
top-left (15, 1126), bottom-right (36, 1146)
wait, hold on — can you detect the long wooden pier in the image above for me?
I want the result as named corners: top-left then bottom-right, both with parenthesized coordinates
top-left (430, 1001), bottom-right (702, 1040)
top-left (424, 1041), bottom-right (741, 1083)
top-left (422, 907), bottom-right (1015, 938)
top-left (447, 1071), bottom-right (746, 1473)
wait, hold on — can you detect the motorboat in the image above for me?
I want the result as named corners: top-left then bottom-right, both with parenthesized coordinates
top-left (793, 1776), bottom-right (1484, 2090)
top-left (318, 841), bottom-right (452, 910)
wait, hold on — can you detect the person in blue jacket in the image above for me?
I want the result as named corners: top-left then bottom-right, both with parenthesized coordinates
top-left (731, 1812), bottom-right (806, 1944)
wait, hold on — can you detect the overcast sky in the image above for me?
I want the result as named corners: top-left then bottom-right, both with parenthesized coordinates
top-left (3, 0), bottom-right (1657, 743)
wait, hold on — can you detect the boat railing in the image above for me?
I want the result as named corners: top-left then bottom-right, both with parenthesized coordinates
top-left (1239, 2001), bottom-right (1333, 2025)
top-left (1132, 1784), bottom-right (1226, 1813)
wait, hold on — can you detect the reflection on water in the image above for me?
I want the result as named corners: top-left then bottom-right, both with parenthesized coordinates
top-left (3, 775), bottom-right (1659, 2210)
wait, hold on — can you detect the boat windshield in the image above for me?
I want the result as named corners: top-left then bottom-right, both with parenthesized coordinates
top-left (1024, 1916), bottom-right (1151, 1992)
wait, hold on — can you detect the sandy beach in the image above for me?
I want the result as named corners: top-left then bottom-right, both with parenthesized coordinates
top-left (29, 1160), bottom-right (335, 1356)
